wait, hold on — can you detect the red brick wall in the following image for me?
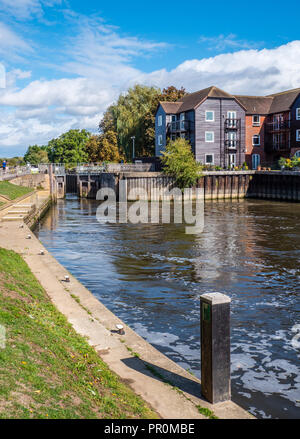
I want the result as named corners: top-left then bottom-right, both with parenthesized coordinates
top-left (245, 115), bottom-right (267, 168)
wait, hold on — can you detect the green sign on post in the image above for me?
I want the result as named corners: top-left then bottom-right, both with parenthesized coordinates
top-left (202, 302), bottom-right (211, 322)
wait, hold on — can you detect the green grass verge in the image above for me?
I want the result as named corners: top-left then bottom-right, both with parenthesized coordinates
top-left (0, 181), bottom-right (33, 200)
top-left (0, 248), bottom-right (158, 419)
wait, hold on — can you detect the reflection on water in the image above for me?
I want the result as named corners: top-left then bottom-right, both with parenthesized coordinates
top-left (34, 195), bottom-right (300, 419)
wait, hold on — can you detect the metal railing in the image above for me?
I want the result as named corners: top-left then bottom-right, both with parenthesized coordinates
top-left (75, 163), bottom-right (154, 174)
top-left (224, 118), bottom-right (241, 129)
top-left (266, 120), bottom-right (291, 132)
top-left (0, 166), bottom-right (31, 181)
top-left (167, 120), bottom-right (190, 132)
top-left (225, 140), bottom-right (240, 149)
top-left (265, 142), bottom-right (291, 152)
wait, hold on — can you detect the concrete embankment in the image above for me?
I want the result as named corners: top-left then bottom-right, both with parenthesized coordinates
top-left (0, 190), bottom-right (254, 419)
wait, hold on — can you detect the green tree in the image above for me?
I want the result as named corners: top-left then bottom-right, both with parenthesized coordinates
top-left (47, 129), bottom-right (90, 165)
top-left (24, 145), bottom-right (49, 164)
top-left (86, 132), bottom-right (122, 162)
top-left (161, 138), bottom-right (202, 189)
top-left (98, 85), bottom-right (187, 160)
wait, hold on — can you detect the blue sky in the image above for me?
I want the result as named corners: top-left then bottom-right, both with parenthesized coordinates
top-left (0, 0), bottom-right (300, 156)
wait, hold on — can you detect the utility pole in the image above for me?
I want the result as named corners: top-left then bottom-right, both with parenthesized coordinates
top-left (131, 136), bottom-right (136, 161)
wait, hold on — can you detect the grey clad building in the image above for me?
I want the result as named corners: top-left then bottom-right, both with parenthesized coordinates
top-left (155, 86), bottom-right (246, 168)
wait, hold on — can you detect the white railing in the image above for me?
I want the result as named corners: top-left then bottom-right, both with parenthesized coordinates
top-left (0, 166), bottom-right (31, 181)
top-left (75, 163), bottom-right (154, 174)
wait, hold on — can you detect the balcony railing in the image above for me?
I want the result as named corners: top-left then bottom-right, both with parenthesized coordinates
top-left (167, 120), bottom-right (190, 132)
top-left (266, 120), bottom-right (291, 132)
top-left (265, 142), bottom-right (291, 152)
top-left (224, 119), bottom-right (241, 129)
top-left (225, 140), bottom-right (240, 150)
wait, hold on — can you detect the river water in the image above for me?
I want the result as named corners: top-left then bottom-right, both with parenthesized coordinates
top-left (34, 195), bottom-right (300, 419)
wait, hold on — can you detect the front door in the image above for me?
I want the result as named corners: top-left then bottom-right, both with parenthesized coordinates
top-left (229, 153), bottom-right (236, 168)
top-left (252, 154), bottom-right (260, 170)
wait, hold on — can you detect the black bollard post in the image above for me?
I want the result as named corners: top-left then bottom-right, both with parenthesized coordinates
top-left (200, 293), bottom-right (231, 404)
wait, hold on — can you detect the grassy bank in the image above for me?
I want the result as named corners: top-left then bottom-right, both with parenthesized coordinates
top-left (0, 181), bottom-right (33, 200)
top-left (0, 248), bottom-right (157, 419)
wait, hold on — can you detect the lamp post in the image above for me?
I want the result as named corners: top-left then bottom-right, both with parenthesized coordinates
top-left (131, 136), bottom-right (136, 161)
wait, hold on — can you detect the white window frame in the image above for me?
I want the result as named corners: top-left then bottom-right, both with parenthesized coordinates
top-left (205, 110), bottom-right (214, 122)
top-left (252, 134), bottom-right (260, 146)
top-left (297, 130), bottom-right (300, 142)
top-left (158, 135), bottom-right (163, 146)
top-left (296, 108), bottom-right (300, 120)
top-left (205, 131), bottom-right (214, 143)
top-left (252, 115), bottom-right (260, 126)
top-left (158, 115), bottom-right (162, 126)
top-left (205, 154), bottom-right (214, 165)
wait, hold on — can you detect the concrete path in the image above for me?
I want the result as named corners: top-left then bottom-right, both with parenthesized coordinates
top-left (0, 191), bottom-right (254, 419)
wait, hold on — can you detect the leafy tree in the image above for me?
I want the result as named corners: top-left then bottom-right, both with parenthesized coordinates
top-left (86, 132), bottom-right (121, 162)
top-left (47, 129), bottom-right (90, 165)
top-left (161, 138), bottom-right (202, 189)
top-left (24, 145), bottom-right (49, 164)
top-left (98, 85), bottom-right (187, 160)
top-left (160, 86), bottom-right (186, 102)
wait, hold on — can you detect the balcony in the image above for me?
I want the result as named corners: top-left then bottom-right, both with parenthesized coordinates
top-left (266, 120), bottom-right (291, 132)
top-left (224, 119), bottom-right (241, 130)
top-left (265, 142), bottom-right (291, 153)
top-left (167, 120), bottom-right (190, 133)
top-left (225, 140), bottom-right (240, 150)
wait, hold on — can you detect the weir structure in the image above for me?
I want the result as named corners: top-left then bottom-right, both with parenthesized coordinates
top-left (61, 169), bottom-right (300, 202)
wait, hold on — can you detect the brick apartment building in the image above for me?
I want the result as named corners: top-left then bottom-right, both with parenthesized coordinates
top-left (155, 86), bottom-right (300, 169)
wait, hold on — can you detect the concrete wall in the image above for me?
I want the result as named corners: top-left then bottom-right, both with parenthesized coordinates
top-left (10, 173), bottom-right (50, 190)
top-left (75, 170), bottom-right (300, 202)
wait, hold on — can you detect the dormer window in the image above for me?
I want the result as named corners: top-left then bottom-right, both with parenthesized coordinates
top-left (297, 108), bottom-right (300, 120)
top-left (252, 115), bottom-right (260, 126)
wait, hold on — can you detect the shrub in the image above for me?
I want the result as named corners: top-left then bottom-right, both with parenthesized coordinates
top-left (161, 138), bottom-right (202, 189)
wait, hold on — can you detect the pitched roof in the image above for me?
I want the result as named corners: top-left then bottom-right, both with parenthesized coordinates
top-left (267, 88), bottom-right (300, 114)
top-left (159, 86), bottom-right (244, 114)
top-left (234, 96), bottom-right (273, 115)
top-left (159, 86), bottom-right (300, 116)
top-left (159, 101), bottom-right (182, 113)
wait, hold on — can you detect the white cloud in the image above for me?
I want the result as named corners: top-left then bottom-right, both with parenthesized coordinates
top-left (198, 34), bottom-right (263, 52)
top-left (0, 22), bottom-right (33, 59)
top-left (1, 33), bottom-right (300, 155)
top-left (139, 40), bottom-right (300, 95)
top-left (0, 0), bottom-right (60, 19)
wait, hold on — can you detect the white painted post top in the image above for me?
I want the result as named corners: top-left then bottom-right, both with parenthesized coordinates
top-left (200, 293), bottom-right (231, 305)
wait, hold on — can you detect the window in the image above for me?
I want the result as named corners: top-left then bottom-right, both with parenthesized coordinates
top-left (158, 135), bottom-right (162, 146)
top-left (252, 134), bottom-right (260, 146)
top-left (252, 115), bottom-right (260, 126)
top-left (227, 111), bottom-right (237, 127)
top-left (205, 111), bottom-right (214, 122)
top-left (295, 151), bottom-right (300, 158)
top-left (296, 108), bottom-right (300, 120)
top-left (297, 130), bottom-right (300, 141)
top-left (229, 154), bottom-right (236, 168)
top-left (205, 154), bottom-right (214, 165)
top-left (227, 131), bottom-right (237, 148)
top-left (180, 113), bottom-right (185, 130)
top-left (205, 131), bottom-right (214, 142)
top-left (158, 115), bottom-right (162, 126)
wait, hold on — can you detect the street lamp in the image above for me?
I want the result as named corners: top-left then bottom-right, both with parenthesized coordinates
top-left (131, 136), bottom-right (135, 161)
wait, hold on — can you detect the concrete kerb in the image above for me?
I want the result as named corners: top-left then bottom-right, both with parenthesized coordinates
top-left (0, 190), bottom-right (254, 420)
